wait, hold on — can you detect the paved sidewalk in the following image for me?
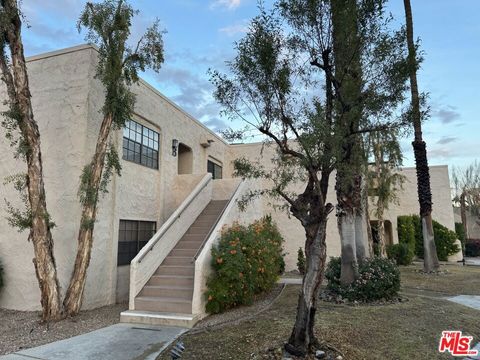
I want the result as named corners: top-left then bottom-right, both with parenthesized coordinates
top-left (279, 277), bottom-right (302, 285)
top-left (447, 295), bottom-right (480, 311)
top-left (0, 323), bottom-right (186, 360)
top-left (466, 258), bottom-right (480, 266)
top-left (463, 342), bottom-right (480, 360)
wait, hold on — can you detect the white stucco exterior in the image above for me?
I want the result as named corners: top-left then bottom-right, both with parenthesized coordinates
top-left (0, 45), bottom-right (459, 311)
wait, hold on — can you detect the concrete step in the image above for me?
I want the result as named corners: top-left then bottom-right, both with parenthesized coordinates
top-left (195, 214), bottom-right (220, 222)
top-left (121, 310), bottom-right (199, 328)
top-left (174, 241), bottom-right (202, 250)
top-left (135, 296), bottom-right (192, 313)
top-left (156, 265), bottom-right (194, 276)
top-left (139, 285), bottom-right (193, 299)
top-left (148, 275), bottom-right (194, 287)
top-left (181, 233), bottom-right (206, 242)
top-left (169, 248), bottom-right (197, 257)
top-left (162, 256), bottom-right (193, 266)
top-left (200, 210), bottom-right (224, 216)
top-left (186, 227), bottom-right (210, 235)
top-left (192, 219), bottom-right (217, 227)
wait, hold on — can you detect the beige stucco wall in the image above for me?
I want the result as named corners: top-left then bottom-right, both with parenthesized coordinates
top-left (0, 45), bottom-right (231, 311)
top-left (377, 165), bottom-right (456, 242)
top-left (0, 45), bottom-right (93, 310)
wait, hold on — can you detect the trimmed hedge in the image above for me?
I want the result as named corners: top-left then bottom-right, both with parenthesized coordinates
top-left (397, 215), bottom-right (460, 261)
top-left (205, 216), bottom-right (284, 314)
top-left (397, 216), bottom-right (416, 256)
top-left (387, 243), bottom-right (414, 266)
top-left (325, 257), bottom-right (401, 301)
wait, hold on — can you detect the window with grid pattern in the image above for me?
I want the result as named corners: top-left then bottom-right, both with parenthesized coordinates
top-left (117, 220), bottom-right (157, 266)
top-left (122, 120), bottom-right (159, 169)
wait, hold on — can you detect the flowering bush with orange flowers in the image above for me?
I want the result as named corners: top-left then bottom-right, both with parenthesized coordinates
top-left (205, 215), bottom-right (285, 314)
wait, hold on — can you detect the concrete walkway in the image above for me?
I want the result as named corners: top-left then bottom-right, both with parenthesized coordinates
top-left (447, 295), bottom-right (480, 311)
top-left (279, 277), bottom-right (302, 285)
top-left (463, 342), bottom-right (480, 360)
top-left (0, 324), bottom-right (186, 360)
top-left (466, 258), bottom-right (480, 266)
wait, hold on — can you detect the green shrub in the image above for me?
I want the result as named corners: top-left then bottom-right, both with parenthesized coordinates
top-left (397, 215), bottom-right (460, 261)
top-left (325, 257), bottom-right (401, 302)
top-left (432, 220), bottom-right (460, 261)
top-left (297, 247), bottom-right (306, 275)
top-left (386, 243), bottom-right (414, 265)
top-left (411, 215), bottom-right (423, 257)
top-left (205, 216), bottom-right (284, 314)
top-left (465, 239), bottom-right (480, 257)
top-left (397, 216), bottom-right (416, 255)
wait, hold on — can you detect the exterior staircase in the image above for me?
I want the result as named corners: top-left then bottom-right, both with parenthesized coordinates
top-left (121, 199), bottom-right (228, 327)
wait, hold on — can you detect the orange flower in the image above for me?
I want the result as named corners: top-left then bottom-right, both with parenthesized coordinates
top-left (208, 295), bottom-right (213, 301)
top-left (239, 272), bottom-right (243, 278)
top-left (216, 257), bottom-right (223, 264)
top-left (230, 250), bottom-right (237, 255)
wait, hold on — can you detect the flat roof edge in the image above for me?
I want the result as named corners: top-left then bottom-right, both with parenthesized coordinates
top-left (26, 44), bottom-right (96, 62)
top-left (25, 44), bottom-right (228, 146)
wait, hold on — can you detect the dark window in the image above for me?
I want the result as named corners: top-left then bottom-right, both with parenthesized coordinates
top-left (122, 120), bottom-right (159, 169)
top-left (207, 160), bottom-right (223, 179)
top-left (117, 220), bottom-right (157, 266)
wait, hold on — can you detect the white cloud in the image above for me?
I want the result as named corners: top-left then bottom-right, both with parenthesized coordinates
top-left (219, 21), bottom-right (249, 36)
top-left (210, 0), bottom-right (242, 11)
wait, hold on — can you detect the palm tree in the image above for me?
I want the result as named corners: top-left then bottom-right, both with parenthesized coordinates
top-left (403, 0), bottom-right (439, 272)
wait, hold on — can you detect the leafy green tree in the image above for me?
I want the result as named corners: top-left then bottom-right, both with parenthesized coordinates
top-left (213, 0), bottom-right (409, 355)
top-left (0, 0), bottom-right (62, 320)
top-left (324, 0), bottom-right (409, 284)
top-left (63, 0), bottom-right (165, 316)
top-left (403, 0), bottom-right (439, 272)
top-left (211, 8), bottom-right (337, 356)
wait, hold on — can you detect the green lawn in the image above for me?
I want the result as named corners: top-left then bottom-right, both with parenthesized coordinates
top-left (158, 265), bottom-right (480, 360)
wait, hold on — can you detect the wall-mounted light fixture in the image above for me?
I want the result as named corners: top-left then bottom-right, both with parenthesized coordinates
top-left (172, 139), bottom-right (179, 157)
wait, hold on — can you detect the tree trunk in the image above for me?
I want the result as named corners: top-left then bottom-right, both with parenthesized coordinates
top-left (366, 212), bottom-right (374, 256)
top-left (376, 202), bottom-right (387, 258)
top-left (460, 192), bottom-right (469, 240)
top-left (338, 211), bottom-right (358, 285)
top-left (63, 114), bottom-right (114, 316)
top-left (286, 217), bottom-right (328, 356)
top-left (403, 0), bottom-right (439, 272)
top-left (331, 0), bottom-right (365, 281)
top-left (355, 177), bottom-right (370, 262)
top-left (0, 0), bottom-right (63, 320)
top-left (364, 186), bottom-right (374, 256)
top-left (377, 220), bottom-right (386, 258)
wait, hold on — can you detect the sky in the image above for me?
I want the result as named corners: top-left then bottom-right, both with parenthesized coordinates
top-left (20, 0), bottom-right (480, 170)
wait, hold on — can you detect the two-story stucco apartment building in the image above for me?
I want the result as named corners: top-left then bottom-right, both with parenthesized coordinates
top-left (0, 45), bottom-right (460, 326)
